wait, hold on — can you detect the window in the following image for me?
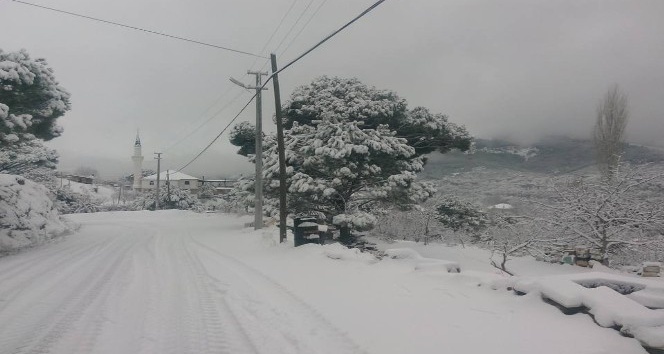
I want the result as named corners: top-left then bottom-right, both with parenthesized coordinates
top-left (184, 181), bottom-right (190, 185)
top-left (149, 181), bottom-right (154, 185)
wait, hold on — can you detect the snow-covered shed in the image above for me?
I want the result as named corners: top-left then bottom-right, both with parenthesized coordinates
top-left (142, 170), bottom-right (200, 191)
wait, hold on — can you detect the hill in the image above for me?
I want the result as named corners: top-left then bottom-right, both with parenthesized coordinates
top-left (421, 136), bottom-right (664, 179)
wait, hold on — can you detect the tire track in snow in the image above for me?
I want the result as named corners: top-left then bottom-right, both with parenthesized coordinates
top-left (182, 235), bottom-right (258, 354)
top-left (0, 240), bottom-right (106, 312)
top-left (190, 238), bottom-right (366, 354)
top-left (142, 231), bottom-right (257, 354)
top-left (0, 234), bottom-right (136, 354)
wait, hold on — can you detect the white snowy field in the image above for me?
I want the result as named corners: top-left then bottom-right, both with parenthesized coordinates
top-left (0, 210), bottom-right (651, 354)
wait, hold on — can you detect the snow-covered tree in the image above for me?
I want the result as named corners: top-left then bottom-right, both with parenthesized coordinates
top-left (132, 186), bottom-right (201, 211)
top-left (55, 186), bottom-right (102, 214)
top-left (481, 215), bottom-right (545, 275)
top-left (533, 164), bottom-right (664, 265)
top-left (229, 121), bottom-right (257, 156)
top-left (1, 49), bottom-right (70, 180)
top-left (0, 133), bottom-right (58, 175)
top-left (435, 197), bottom-right (489, 239)
top-left (258, 77), bottom-right (471, 244)
top-left (0, 49), bottom-right (70, 141)
top-left (198, 182), bottom-right (216, 199)
top-left (283, 76), bottom-right (471, 156)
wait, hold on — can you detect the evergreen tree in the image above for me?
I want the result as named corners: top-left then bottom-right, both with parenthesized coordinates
top-left (255, 77), bottom-right (472, 243)
top-left (0, 49), bottom-right (71, 142)
top-left (229, 121), bottom-right (257, 156)
top-left (1, 49), bottom-right (70, 180)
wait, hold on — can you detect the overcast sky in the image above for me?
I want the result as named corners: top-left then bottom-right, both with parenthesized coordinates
top-left (1, 0), bottom-right (663, 179)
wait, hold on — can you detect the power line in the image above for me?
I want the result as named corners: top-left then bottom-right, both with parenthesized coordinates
top-left (10, 0), bottom-right (267, 59)
top-left (273, 0), bottom-right (315, 54)
top-left (248, 0), bottom-right (299, 71)
top-left (280, 0), bottom-right (328, 57)
top-left (162, 85), bottom-right (236, 151)
top-left (163, 88), bottom-right (248, 153)
top-left (272, 0), bottom-right (388, 77)
top-left (175, 91), bottom-right (258, 172)
top-left (176, 0), bottom-right (389, 171)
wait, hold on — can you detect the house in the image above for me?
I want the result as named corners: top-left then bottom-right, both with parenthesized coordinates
top-left (141, 170), bottom-right (200, 191)
top-left (200, 179), bottom-right (236, 195)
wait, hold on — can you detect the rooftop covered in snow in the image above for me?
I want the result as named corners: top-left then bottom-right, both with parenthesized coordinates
top-left (143, 170), bottom-right (200, 181)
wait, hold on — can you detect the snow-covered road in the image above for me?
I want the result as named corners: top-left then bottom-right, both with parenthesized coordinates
top-left (0, 211), bottom-right (360, 354)
top-left (0, 211), bottom-right (650, 354)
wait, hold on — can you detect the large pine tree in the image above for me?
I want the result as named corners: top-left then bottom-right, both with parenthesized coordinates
top-left (252, 76), bottom-right (472, 242)
top-left (0, 49), bottom-right (70, 176)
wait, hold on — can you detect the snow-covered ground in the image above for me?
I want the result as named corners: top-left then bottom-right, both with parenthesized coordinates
top-left (0, 211), bottom-right (653, 354)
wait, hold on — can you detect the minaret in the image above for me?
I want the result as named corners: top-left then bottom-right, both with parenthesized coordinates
top-left (132, 131), bottom-right (144, 190)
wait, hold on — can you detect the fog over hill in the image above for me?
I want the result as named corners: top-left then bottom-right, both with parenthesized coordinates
top-left (421, 136), bottom-right (664, 179)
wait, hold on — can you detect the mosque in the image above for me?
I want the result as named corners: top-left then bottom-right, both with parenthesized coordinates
top-left (130, 132), bottom-right (233, 194)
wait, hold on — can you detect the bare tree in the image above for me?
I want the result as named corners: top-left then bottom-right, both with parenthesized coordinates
top-left (594, 85), bottom-right (629, 180)
top-left (533, 164), bottom-right (664, 266)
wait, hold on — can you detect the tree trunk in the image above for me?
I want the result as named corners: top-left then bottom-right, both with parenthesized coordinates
top-left (600, 228), bottom-right (610, 266)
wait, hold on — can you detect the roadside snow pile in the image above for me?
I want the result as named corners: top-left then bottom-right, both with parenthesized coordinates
top-left (512, 272), bottom-right (664, 349)
top-left (298, 243), bottom-right (378, 264)
top-left (385, 248), bottom-right (461, 273)
top-left (0, 174), bottom-right (69, 253)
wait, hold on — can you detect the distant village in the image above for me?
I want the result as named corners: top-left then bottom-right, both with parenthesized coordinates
top-left (56, 132), bottom-right (237, 197)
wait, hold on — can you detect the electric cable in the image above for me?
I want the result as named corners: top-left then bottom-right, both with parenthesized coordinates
top-left (175, 0), bottom-right (388, 172)
top-left (248, 0), bottom-right (299, 71)
top-left (163, 88), bottom-right (248, 153)
top-left (273, 0), bottom-right (387, 77)
top-left (175, 91), bottom-right (258, 172)
top-left (10, 0), bottom-right (267, 58)
top-left (272, 0), bottom-right (315, 54)
top-left (279, 0), bottom-right (328, 57)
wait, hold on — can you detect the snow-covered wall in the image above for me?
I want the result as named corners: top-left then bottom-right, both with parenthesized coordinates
top-left (0, 174), bottom-right (69, 253)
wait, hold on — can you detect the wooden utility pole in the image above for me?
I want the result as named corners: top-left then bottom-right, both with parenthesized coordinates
top-left (154, 152), bottom-right (162, 210)
top-left (270, 53), bottom-right (288, 243)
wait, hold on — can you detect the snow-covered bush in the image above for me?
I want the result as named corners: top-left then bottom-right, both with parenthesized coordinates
top-left (132, 186), bottom-right (201, 211)
top-left (0, 174), bottom-right (69, 253)
top-left (54, 186), bottom-right (102, 214)
top-left (435, 197), bottom-right (489, 241)
top-left (98, 203), bottom-right (134, 212)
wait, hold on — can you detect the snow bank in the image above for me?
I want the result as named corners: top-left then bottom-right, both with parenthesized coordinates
top-left (512, 272), bottom-right (664, 349)
top-left (0, 174), bottom-right (69, 253)
top-left (298, 243), bottom-right (378, 264)
top-left (385, 247), bottom-right (461, 273)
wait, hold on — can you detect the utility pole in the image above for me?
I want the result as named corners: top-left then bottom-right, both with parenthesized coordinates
top-left (270, 53), bottom-right (288, 243)
top-left (166, 170), bottom-right (171, 206)
top-left (230, 70), bottom-right (268, 230)
top-left (154, 152), bottom-right (162, 210)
